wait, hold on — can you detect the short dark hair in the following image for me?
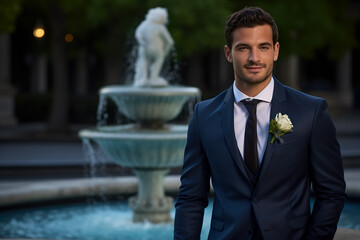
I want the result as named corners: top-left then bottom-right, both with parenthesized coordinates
top-left (225, 7), bottom-right (279, 49)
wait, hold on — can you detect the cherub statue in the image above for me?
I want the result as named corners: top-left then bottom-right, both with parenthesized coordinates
top-left (133, 7), bottom-right (174, 87)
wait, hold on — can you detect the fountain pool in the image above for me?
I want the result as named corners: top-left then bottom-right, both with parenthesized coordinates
top-left (0, 199), bottom-right (359, 239)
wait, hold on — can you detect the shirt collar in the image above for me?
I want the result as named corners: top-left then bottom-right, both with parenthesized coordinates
top-left (233, 77), bottom-right (274, 103)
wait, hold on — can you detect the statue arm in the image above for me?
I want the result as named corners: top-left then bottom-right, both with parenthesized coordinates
top-left (135, 23), bottom-right (146, 45)
top-left (160, 26), bottom-right (174, 54)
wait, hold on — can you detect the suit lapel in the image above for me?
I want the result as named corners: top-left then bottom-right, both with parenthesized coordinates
top-left (220, 85), bottom-right (253, 185)
top-left (256, 78), bottom-right (287, 188)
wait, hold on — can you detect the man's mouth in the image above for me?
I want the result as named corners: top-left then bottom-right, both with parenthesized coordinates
top-left (245, 65), bottom-right (264, 72)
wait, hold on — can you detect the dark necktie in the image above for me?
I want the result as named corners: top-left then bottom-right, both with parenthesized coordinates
top-left (242, 99), bottom-right (261, 175)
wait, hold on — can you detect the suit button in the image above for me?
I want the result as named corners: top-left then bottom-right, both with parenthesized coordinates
top-left (248, 230), bottom-right (253, 235)
top-left (253, 197), bottom-right (258, 203)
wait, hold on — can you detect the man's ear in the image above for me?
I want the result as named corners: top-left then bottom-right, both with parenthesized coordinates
top-left (224, 45), bottom-right (232, 63)
top-left (273, 42), bottom-right (280, 61)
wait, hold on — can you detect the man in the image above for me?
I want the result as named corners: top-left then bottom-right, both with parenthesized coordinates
top-left (174, 6), bottom-right (346, 240)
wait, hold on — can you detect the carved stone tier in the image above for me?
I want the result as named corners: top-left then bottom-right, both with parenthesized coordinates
top-left (100, 86), bottom-right (200, 128)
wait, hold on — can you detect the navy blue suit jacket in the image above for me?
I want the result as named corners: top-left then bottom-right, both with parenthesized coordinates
top-left (174, 78), bottom-right (346, 240)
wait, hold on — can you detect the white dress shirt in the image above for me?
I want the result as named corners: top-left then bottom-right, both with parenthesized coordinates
top-left (233, 77), bottom-right (274, 164)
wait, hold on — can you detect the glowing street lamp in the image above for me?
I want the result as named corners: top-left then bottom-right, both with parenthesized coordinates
top-left (33, 27), bottom-right (45, 39)
top-left (65, 33), bottom-right (74, 43)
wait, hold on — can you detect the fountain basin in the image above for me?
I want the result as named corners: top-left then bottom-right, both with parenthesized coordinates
top-left (100, 86), bottom-right (200, 125)
top-left (79, 124), bottom-right (187, 168)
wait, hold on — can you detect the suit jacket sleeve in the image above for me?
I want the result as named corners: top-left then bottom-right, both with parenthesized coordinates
top-left (174, 104), bottom-right (211, 240)
top-left (307, 99), bottom-right (346, 239)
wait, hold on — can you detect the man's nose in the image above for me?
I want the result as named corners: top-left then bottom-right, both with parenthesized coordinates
top-left (248, 49), bottom-right (260, 63)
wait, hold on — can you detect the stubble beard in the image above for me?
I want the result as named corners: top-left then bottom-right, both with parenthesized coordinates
top-left (236, 62), bottom-right (274, 86)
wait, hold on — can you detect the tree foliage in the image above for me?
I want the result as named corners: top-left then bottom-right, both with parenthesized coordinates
top-left (81, 0), bottom-right (144, 56)
top-left (0, 0), bottom-right (23, 33)
top-left (145, 0), bottom-right (232, 57)
top-left (5, 0), bottom-right (358, 60)
top-left (246, 0), bottom-right (357, 59)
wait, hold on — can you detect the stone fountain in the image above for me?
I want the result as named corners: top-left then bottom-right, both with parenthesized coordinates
top-left (79, 7), bottom-right (200, 223)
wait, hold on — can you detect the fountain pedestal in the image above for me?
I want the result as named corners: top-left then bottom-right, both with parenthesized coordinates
top-left (129, 169), bottom-right (173, 223)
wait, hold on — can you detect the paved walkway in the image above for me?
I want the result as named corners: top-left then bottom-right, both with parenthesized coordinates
top-left (0, 170), bottom-right (360, 208)
top-left (0, 137), bottom-right (358, 167)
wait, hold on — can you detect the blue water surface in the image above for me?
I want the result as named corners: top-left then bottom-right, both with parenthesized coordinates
top-left (0, 199), bottom-right (359, 240)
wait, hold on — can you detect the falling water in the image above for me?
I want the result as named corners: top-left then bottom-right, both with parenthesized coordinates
top-left (122, 40), bottom-right (138, 86)
top-left (159, 47), bottom-right (181, 85)
top-left (96, 94), bottom-right (108, 127)
top-left (83, 139), bottom-right (100, 178)
top-left (82, 139), bottom-right (108, 202)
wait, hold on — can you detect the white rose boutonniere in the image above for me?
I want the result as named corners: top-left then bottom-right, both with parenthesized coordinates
top-left (269, 113), bottom-right (293, 144)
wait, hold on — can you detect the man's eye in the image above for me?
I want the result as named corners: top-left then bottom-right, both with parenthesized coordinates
top-left (238, 47), bottom-right (248, 51)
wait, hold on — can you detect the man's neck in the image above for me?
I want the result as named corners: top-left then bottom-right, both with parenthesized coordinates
top-left (235, 77), bottom-right (272, 97)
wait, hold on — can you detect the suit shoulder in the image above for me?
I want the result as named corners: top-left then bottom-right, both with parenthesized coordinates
top-left (284, 85), bottom-right (325, 104)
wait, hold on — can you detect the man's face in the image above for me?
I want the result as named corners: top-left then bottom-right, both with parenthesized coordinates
top-left (224, 24), bottom-right (279, 91)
